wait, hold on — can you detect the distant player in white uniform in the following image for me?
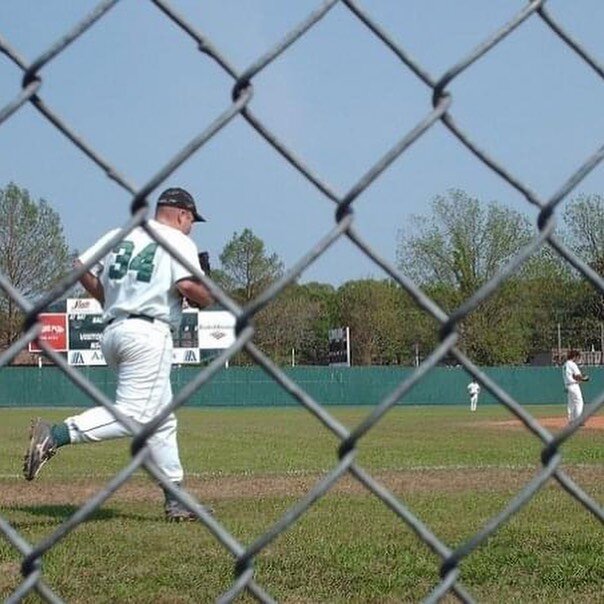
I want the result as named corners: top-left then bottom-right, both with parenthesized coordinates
top-left (23, 188), bottom-right (213, 521)
top-left (562, 350), bottom-right (589, 423)
top-left (467, 380), bottom-right (480, 412)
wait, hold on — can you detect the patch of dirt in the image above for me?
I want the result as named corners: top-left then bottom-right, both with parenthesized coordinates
top-left (481, 415), bottom-right (604, 431)
top-left (1, 466), bottom-right (601, 508)
top-left (0, 562), bottom-right (20, 591)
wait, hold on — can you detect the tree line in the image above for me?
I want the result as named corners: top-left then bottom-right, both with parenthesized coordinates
top-left (1, 182), bottom-right (602, 366)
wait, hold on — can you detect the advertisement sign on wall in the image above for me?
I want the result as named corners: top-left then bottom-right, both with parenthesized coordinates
top-left (28, 313), bottom-right (68, 352)
top-left (198, 310), bottom-right (236, 350)
top-left (66, 297), bottom-right (105, 364)
top-left (68, 349), bottom-right (107, 366)
top-left (28, 300), bottom-right (236, 365)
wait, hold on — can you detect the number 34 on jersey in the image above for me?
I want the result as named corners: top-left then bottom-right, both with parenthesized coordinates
top-left (108, 241), bottom-right (158, 283)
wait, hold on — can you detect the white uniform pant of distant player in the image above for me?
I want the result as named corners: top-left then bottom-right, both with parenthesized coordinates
top-left (470, 394), bottom-right (478, 412)
top-left (64, 317), bottom-right (183, 482)
top-left (566, 383), bottom-right (584, 423)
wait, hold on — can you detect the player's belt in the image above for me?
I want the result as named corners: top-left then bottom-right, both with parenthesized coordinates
top-left (107, 314), bottom-right (156, 326)
top-left (126, 314), bottom-right (155, 323)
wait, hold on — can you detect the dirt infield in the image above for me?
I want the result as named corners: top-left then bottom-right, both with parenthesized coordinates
top-left (2, 465), bottom-right (601, 509)
top-left (484, 415), bottom-right (604, 431)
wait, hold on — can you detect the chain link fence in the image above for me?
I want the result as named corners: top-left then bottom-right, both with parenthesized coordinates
top-left (1, 1), bottom-right (603, 601)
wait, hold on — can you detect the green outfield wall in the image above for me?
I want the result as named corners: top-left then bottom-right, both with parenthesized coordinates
top-left (0, 365), bottom-right (602, 408)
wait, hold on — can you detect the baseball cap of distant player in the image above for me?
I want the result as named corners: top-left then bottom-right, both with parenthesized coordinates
top-left (157, 187), bottom-right (206, 222)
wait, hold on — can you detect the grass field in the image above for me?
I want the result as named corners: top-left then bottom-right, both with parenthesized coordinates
top-left (0, 405), bottom-right (602, 603)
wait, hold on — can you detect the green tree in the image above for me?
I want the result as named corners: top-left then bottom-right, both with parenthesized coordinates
top-left (254, 283), bottom-right (336, 365)
top-left (396, 190), bottom-right (546, 364)
top-left (563, 194), bottom-right (604, 269)
top-left (563, 194), bottom-right (604, 322)
top-left (214, 228), bottom-right (284, 304)
top-left (464, 281), bottom-right (533, 364)
top-left (289, 282), bottom-right (338, 364)
top-left (396, 189), bottom-right (533, 296)
top-left (336, 279), bottom-right (406, 365)
top-left (0, 182), bottom-right (72, 346)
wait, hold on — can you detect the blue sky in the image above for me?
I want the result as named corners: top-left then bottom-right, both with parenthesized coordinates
top-left (1, 1), bottom-right (603, 286)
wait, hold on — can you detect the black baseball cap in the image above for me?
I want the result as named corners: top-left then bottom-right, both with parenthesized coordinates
top-left (157, 187), bottom-right (206, 222)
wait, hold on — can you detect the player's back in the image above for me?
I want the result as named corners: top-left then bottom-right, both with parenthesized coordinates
top-left (99, 221), bottom-right (189, 326)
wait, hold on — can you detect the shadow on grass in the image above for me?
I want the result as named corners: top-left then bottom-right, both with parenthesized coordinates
top-left (5, 505), bottom-right (160, 524)
top-left (16, 504), bottom-right (118, 520)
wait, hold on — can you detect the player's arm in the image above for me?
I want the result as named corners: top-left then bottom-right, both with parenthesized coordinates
top-left (171, 236), bottom-right (214, 309)
top-left (176, 278), bottom-right (213, 309)
top-left (74, 259), bottom-right (105, 305)
top-left (75, 229), bottom-right (120, 306)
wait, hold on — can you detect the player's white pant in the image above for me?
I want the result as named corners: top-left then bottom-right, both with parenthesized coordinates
top-left (65, 317), bottom-right (184, 483)
top-left (566, 384), bottom-right (584, 423)
top-left (470, 394), bottom-right (478, 411)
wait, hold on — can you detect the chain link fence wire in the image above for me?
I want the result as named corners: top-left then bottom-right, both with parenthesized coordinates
top-left (1, 0), bottom-right (603, 601)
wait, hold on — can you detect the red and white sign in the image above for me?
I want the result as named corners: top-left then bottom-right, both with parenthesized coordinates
top-left (29, 313), bottom-right (68, 352)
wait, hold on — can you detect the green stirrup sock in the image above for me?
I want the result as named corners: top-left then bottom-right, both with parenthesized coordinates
top-left (50, 423), bottom-right (71, 447)
top-left (163, 482), bottom-right (182, 503)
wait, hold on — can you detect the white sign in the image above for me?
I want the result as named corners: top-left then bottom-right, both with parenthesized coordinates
top-left (68, 349), bottom-right (106, 366)
top-left (62, 299), bottom-right (235, 364)
top-left (67, 298), bottom-right (103, 314)
top-left (172, 348), bottom-right (200, 364)
top-left (198, 310), bottom-right (236, 350)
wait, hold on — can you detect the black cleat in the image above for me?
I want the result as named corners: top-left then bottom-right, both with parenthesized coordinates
top-left (164, 498), bottom-right (214, 522)
top-left (23, 418), bottom-right (57, 481)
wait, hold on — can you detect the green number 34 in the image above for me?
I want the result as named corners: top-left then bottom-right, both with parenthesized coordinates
top-left (108, 241), bottom-right (158, 283)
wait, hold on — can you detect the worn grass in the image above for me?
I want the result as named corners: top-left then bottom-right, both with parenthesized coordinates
top-left (0, 405), bottom-right (602, 603)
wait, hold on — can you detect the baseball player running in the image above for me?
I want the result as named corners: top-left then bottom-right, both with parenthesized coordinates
top-left (23, 187), bottom-right (213, 521)
top-left (562, 349), bottom-right (589, 423)
top-left (467, 380), bottom-right (480, 412)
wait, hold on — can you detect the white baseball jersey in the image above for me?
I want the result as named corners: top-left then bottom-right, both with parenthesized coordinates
top-left (79, 219), bottom-right (201, 329)
top-left (563, 359), bottom-right (581, 387)
top-left (467, 382), bottom-right (480, 396)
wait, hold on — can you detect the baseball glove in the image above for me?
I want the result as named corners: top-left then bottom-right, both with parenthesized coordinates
top-left (198, 251), bottom-right (211, 276)
top-left (184, 251), bottom-right (211, 309)
top-left (583, 375), bottom-right (590, 382)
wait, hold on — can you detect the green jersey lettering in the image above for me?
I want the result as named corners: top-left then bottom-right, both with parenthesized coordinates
top-left (108, 241), bottom-right (158, 283)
